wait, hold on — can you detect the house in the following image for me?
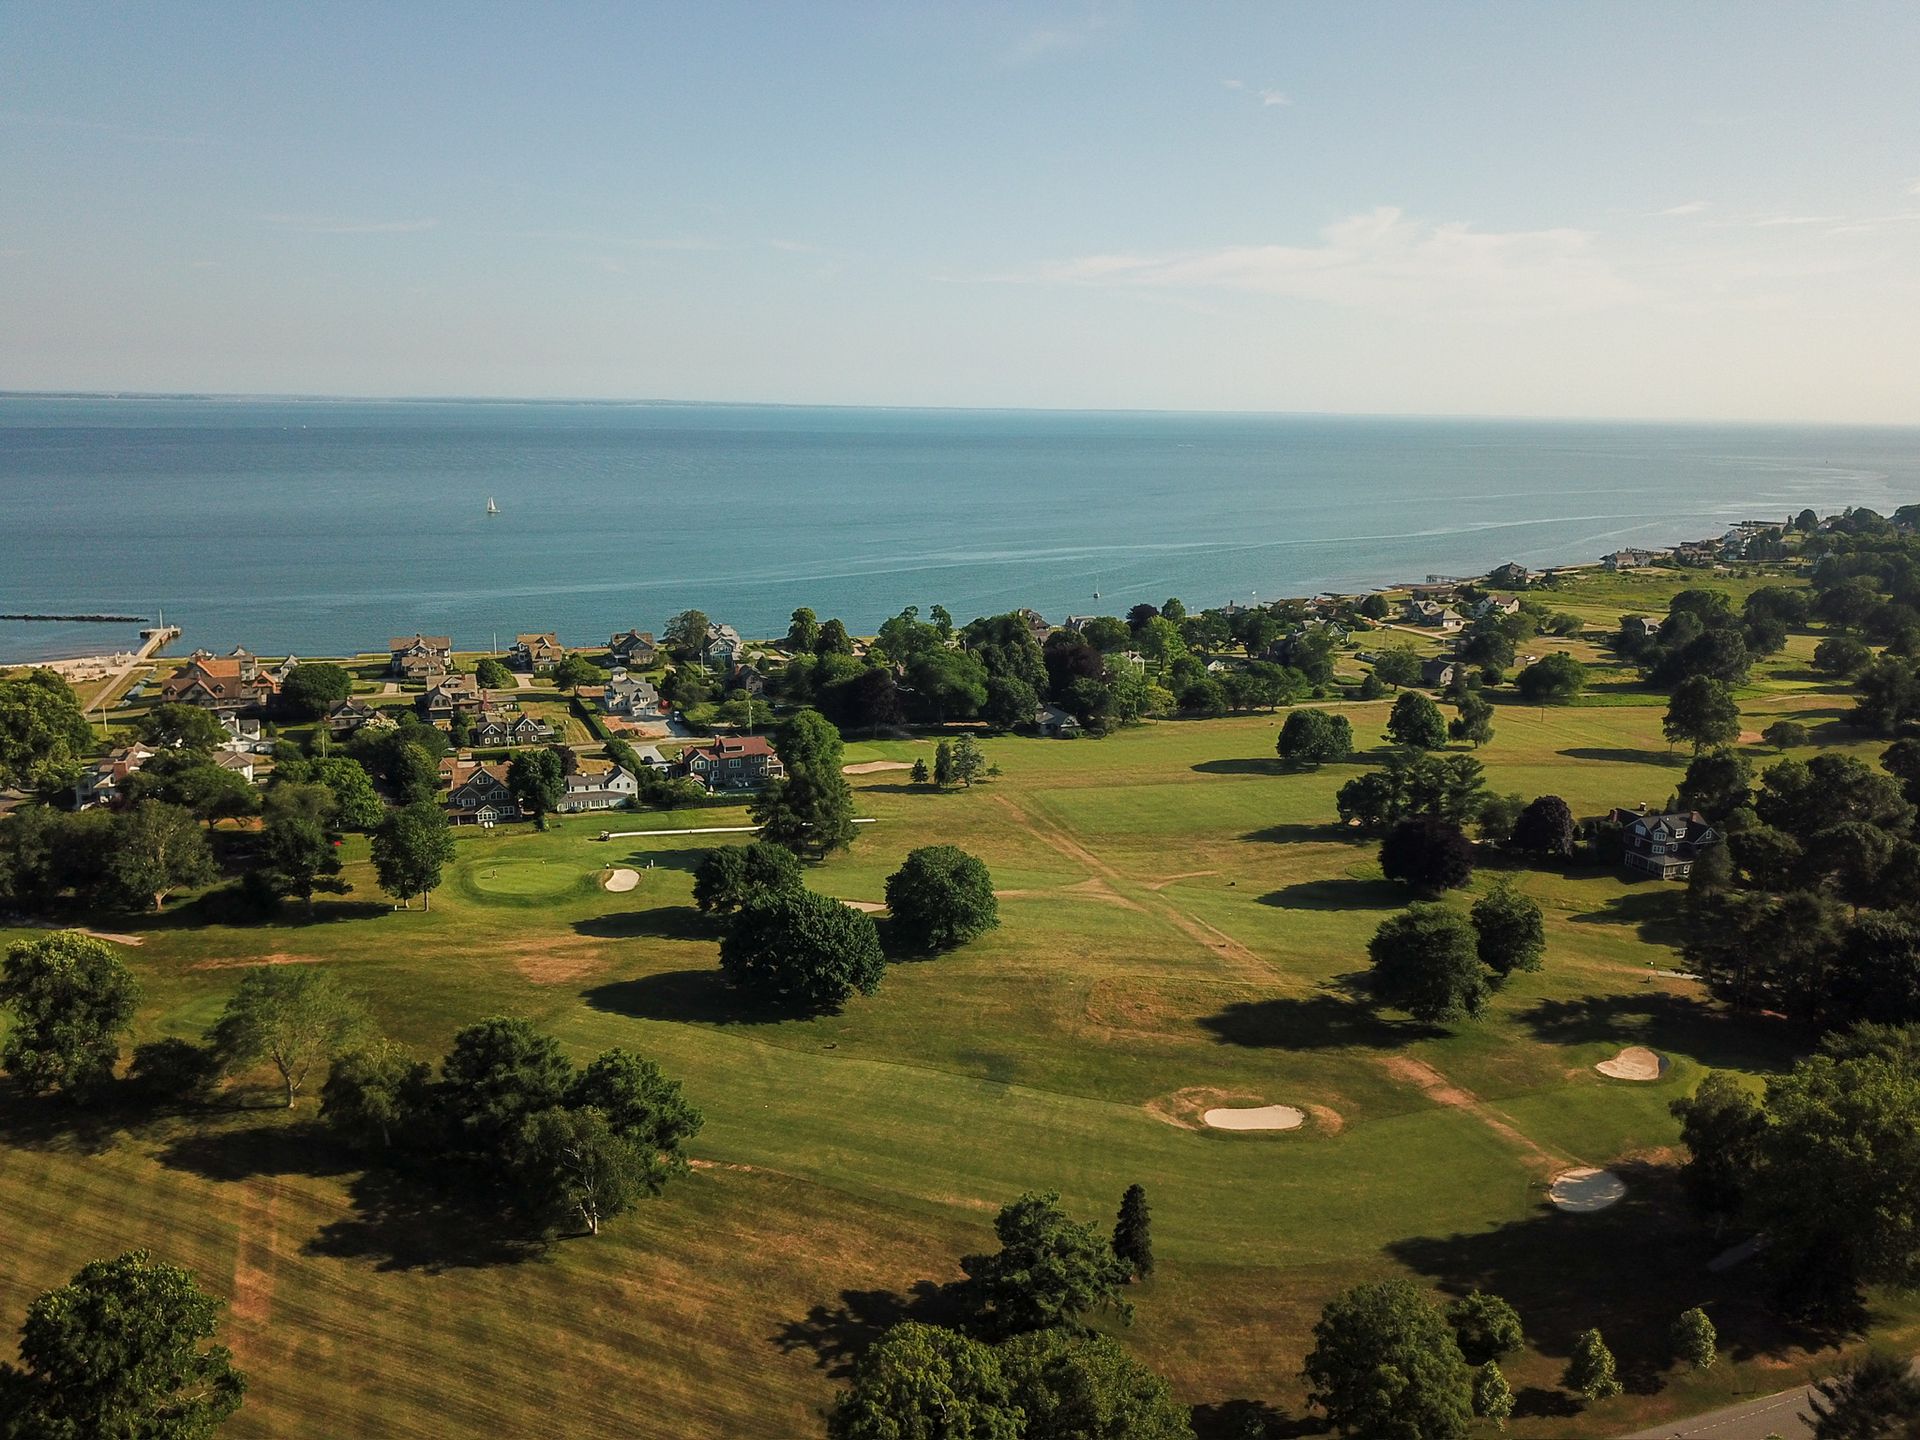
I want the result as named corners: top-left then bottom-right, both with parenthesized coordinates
top-left (1420, 658), bottom-right (1458, 689)
top-left (1405, 601), bottom-right (1465, 632)
top-left (1601, 548), bottom-right (1661, 571)
top-left (1486, 562), bottom-right (1532, 590)
top-left (556, 763), bottom-right (639, 814)
top-left (446, 759), bottom-right (523, 825)
top-left (213, 750), bottom-right (257, 783)
top-left (473, 712), bottom-right (555, 747)
top-left (1621, 810), bottom-right (1721, 880)
top-left (678, 735), bottom-right (783, 791)
top-left (1015, 608), bottom-right (1051, 644)
top-left (419, 674), bottom-right (486, 727)
top-left (1405, 582), bottom-right (1458, 602)
top-left (732, 663), bottom-right (770, 697)
top-left (1621, 615), bottom-right (1663, 640)
top-left (1116, 650), bottom-right (1148, 670)
top-left (218, 713), bottom-right (272, 755)
top-left (74, 743), bottom-right (156, 808)
top-left (389, 634), bottom-right (452, 680)
top-left (598, 668), bottom-right (661, 717)
top-left (509, 633), bottom-right (564, 671)
top-left (326, 696), bottom-right (390, 736)
top-left (267, 656), bottom-right (300, 684)
top-left (160, 655), bottom-right (278, 714)
top-left (1469, 596), bottom-right (1522, 621)
top-left (607, 630), bottom-right (659, 668)
top-left (701, 623), bottom-right (746, 673)
top-left (1034, 703), bottom-right (1084, 738)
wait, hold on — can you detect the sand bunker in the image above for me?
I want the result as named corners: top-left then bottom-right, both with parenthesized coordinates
top-left (842, 760), bottom-right (914, 774)
top-left (1549, 1167), bottom-right (1626, 1212)
top-left (1595, 1046), bottom-right (1668, 1081)
top-left (603, 868), bottom-right (640, 893)
top-left (841, 899), bottom-right (888, 913)
top-left (1203, 1104), bottom-right (1306, 1131)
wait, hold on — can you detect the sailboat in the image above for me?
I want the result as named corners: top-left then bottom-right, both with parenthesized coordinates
top-left (486, 496), bottom-right (499, 516)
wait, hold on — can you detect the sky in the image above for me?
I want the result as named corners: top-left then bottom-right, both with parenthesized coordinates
top-left (3, 2), bottom-right (1919, 422)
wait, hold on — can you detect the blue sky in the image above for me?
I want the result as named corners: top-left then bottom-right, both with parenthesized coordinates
top-left (4, 2), bottom-right (1918, 420)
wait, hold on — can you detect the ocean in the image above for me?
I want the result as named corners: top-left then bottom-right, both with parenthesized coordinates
top-left (3, 395), bottom-right (1918, 664)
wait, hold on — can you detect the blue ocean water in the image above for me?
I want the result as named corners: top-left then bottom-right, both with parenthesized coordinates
top-left (2, 395), bottom-right (1917, 663)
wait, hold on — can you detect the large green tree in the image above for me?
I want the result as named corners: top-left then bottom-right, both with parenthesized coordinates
top-left (719, 889), bottom-right (884, 1013)
top-left (506, 749), bottom-right (565, 829)
top-left (0, 670), bottom-right (93, 793)
top-left (1663, 675), bottom-right (1742, 755)
top-left (1515, 653), bottom-right (1586, 705)
top-left (825, 1322), bottom-right (1019, 1440)
top-left (1367, 904), bottom-right (1490, 1025)
top-left (0, 1250), bottom-right (245, 1438)
top-left (278, 662), bottom-right (352, 719)
top-left (885, 846), bottom-right (998, 953)
top-left (105, 802), bottom-right (217, 912)
top-left (247, 815), bottom-right (347, 914)
top-left (0, 931), bottom-right (139, 1100)
top-left (1379, 816), bottom-right (1474, 893)
top-left (998, 1329), bottom-right (1195, 1440)
top-left (1278, 708), bottom-right (1353, 768)
top-left (208, 966), bottom-right (367, 1108)
top-left (1470, 882), bottom-right (1545, 979)
top-left (137, 703), bottom-right (228, 754)
top-left (370, 801), bottom-right (455, 910)
top-left (690, 842), bottom-right (803, 915)
top-left (1806, 1351), bottom-right (1920, 1440)
top-left (958, 1191), bottom-right (1132, 1339)
top-left (1385, 691), bottom-right (1448, 750)
top-left (751, 709), bottom-right (857, 856)
top-left (1302, 1278), bottom-right (1473, 1440)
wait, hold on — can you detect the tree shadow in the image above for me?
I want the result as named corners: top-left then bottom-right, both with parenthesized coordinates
top-left (1192, 758), bottom-right (1287, 777)
top-left (573, 905), bottom-right (711, 941)
top-left (1242, 823), bottom-right (1356, 846)
top-left (581, 969), bottom-right (790, 1025)
top-left (613, 847), bottom-right (710, 872)
top-left (1567, 889), bottom-right (1685, 945)
top-left (1516, 991), bottom-right (1797, 1073)
top-left (770, 1280), bottom-right (959, 1379)
top-left (1557, 746), bottom-right (1677, 766)
top-left (1190, 1398), bottom-right (1323, 1438)
top-left (0, 1080), bottom-right (154, 1156)
top-left (304, 1167), bottom-right (546, 1273)
top-left (154, 1118), bottom-right (360, 1182)
top-left (1259, 878), bottom-right (1402, 911)
top-left (1385, 1161), bottom-right (1852, 1401)
top-left (1199, 987), bottom-right (1436, 1051)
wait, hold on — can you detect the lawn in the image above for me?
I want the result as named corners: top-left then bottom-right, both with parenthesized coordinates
top-left (2, 577), bottom-right (1910, 1438)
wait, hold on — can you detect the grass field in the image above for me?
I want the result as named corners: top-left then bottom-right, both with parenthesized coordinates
top-left (3, 572), bottom-right (1911, 1438)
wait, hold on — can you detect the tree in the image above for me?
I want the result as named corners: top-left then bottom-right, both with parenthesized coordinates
top-left (1854, 656), bottom-right (1920, 735)
top-left (784, 607), bottom-right (821, 655)
top-left (437, 1016), bottom-right (575, 1164)
top-left (998, 1329), bottom-right (1194, 1440)
top-left (984, 674), bottom-right (1039, 732)
top-left (568, 1046), bottom-right (702, 1169)
top-left (959, 1191), bottom-right (1132, 1339)
top-left (1111, 1182), bottom-right (1153, 1280)
top-left (1515, 653), bottom-right (1586, 705)
top-left (1671, 1307), bottom-right (1716, 1370)
top-left (934, 740), bottom-right (956, 787)
top-left (1472, 1361), bottom-right (1514, 1428)
top-left (312, 756), bottom-right (382, 832)
top-left (691, 842), bottom-right (803, 915)
top-left (278, 662), bottom-right (352, 719)
top-left (370, 800), bottom-right (454, 910)
top-left (1669, 1071), bottom-right (1764, 1232)
top-left (719, 889), bottom-right (885, 1012)
top-left (1386, 691), bottom-right (1448, 750)
top-left (662, 609), bottom-right (712, 661)
top-left (507, 749), bottom-right (565, 828)
top-left (511, 1105), bottom-right (653, 1236)
top-left (1806, 1351), bottom-right (1920, 1440)
top-left (1477, 792), bottom-right (1525, 844)
top-left (137, 702), bottom-right (231, 755)
top-left (1447, 1290), bottom-right (1523, 1366)
top-left (886, 846), bottom-right (998, 953)
top-left (388, 740), bottom-right (441, 807)
top-left (0, 931), bottom-right (138, 1100)
top-left (1563, 1329), bottom-right (1621, 1404)
top-left (1471, 883), bottom-right (1545, 978)
top-left (1372, 646), bottom-right (1423, 690)
top-left (908, 649), bottom-right (989, 723)
top-left (208, 966), bottom-right (366, 1108)
top-left (910, 758), bottom-right (930, 784)
top-left (2, 1250), bottom-right (245, 1438)
top-left (0, 669), bottom-right (93, 792)
top-left (1368, 904), bottom-right (1490, 1025)
top-left (106, 801), bottom-right (217, 911)
top-left (1510, 794), bottom-right (1576, 859)
top-left (1380, 817), bottom-right (1474, 893)
top-left (124, 752), bottom-right (259, 831)
top-left (1678, 749), bottom-right (1753, 822)
top-left (319, 1040), bottom-right (432, 1152)
top-left (1763, 720), bottom-right (1810, 751)
top-left (549, 653), bottom-right (604, 692)
top-left (826, 1322), bottom-right (1019, 1440)
top-left (248, 815), bottom-right (347, 913)
top-left (1448, 692), bottom-right (1494, 748)
top-left (751, 710), bottom-right (857, 857)
top-left (949, 734), bottom-right (989, 787)
top-left (1302, 1278), bottom-right (1472, 1440)
top-left (1814, 635), bottom-right (1872, 677)
top-left (816, 617), bottom-right (854, 656)
top-left (1278, 709), bottom-right (1353, 768)
top-left (1664, 675), bottom-right (1742, 754)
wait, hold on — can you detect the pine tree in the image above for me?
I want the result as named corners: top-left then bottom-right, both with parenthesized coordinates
top-left (934, 740), bottom-right (955, 787)
top-left (910, 758), bottom-right (930, 784)
top-left (1111, 1183), bottom-right (1154, 1279)
top-left (1671, 1307), bottom-right (1716, 1370)
top-left (1473, 1361), bottom-right (1514, 1428)
top-left (1564, 1328), bottom-right (1622, 1404)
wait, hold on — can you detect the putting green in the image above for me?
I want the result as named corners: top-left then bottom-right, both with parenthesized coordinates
top-left (459, 858), bottom-right (592, 902)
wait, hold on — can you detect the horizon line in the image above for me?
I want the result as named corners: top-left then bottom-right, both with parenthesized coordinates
top-left (3, 387), bottom-right (1919, 431)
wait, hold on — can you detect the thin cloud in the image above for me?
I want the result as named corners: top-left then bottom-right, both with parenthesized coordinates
top-left (1221, 79), bottom-right (1244, 90)
top-left (1908, 178), bottom-right (1920, 196)
top-left (1752, 214), bottom-right (1845, 228)
top-left (258, 214), bottom-right (439, 235)
top-left (998, 207), bottom-right (1640, 319)
top-left (0, 108), bottom-right (213, 147)
top-left (1259, 88), bottom-right (1292, 108)
top-left (1657, 200), bottom-right (1709, 217)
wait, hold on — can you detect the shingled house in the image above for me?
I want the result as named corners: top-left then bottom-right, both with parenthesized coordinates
top-left (390, 634), bottom-right (452, 680)
top-left (446, 759), bottom-right (522, 825)
top-left (160, 654), bottom-right (279, 714)
top-left (1619, 809), bottom-right (1721, 880)
top-left (607, 630), bottom-right (659, 668)
top-left (678, 735), bottom-right (783, 791)
top-left (509, 633), bottom-right (564, 671)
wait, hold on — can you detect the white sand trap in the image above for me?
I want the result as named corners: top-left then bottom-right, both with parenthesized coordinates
top-left (603, 868), bottom-right (641, 893)
top-left (842, 760), bottom-right (914, 774)
top-left (841, 899), bottom-right (888, 913)
top-left (1204, 1104), bottom-right (1306, 1131)
top-left (1549, 1167), bottom-right (1626, 1212)
top-left (1595, 1045), bottom-right (1668, 1081)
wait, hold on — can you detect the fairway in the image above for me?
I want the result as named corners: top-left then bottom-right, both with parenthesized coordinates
top-left (4, 570), bottom-right (1916, 1439)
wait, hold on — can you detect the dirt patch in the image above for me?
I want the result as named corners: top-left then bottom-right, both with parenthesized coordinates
top-left (1146, 1086), bottom-right (1269, 1131)
top-left (1204, 1104), bottom-right (1305, 1131)
top-left (1143, 870), bottom-right (1220, 891)
top-left (1064, 877), bottom-right (1146, 911)
top-left (1595, 1045), bottom-right (1668, 1081)
top-left (842, 760), bottom-right (914, 774)
top-left (507, 942), bottom-right (609, 986)
top-left (1737, 729), bottom-right (1764, 744)
top-left (189, 953), bottom-right (323, 971)
top-left (1377, 1054), bottom-right (1571, 1174)
top-left (603, 867), bottom-right (641, 893)
top-left (23, 921), bottom-right (144, 947)
top-left (840, 899), bottom-right (888, 913)
top-left (230, 1183), bottom-right (279, 1327)
top-left (1549, 1167), bottom-right (1626, 1212)
top-left (1305, 1103), bottom-right (1346, 1136)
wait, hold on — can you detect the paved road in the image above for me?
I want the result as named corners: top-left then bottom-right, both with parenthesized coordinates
top-left (1618, 1383), bottom-right (1817, 1440)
